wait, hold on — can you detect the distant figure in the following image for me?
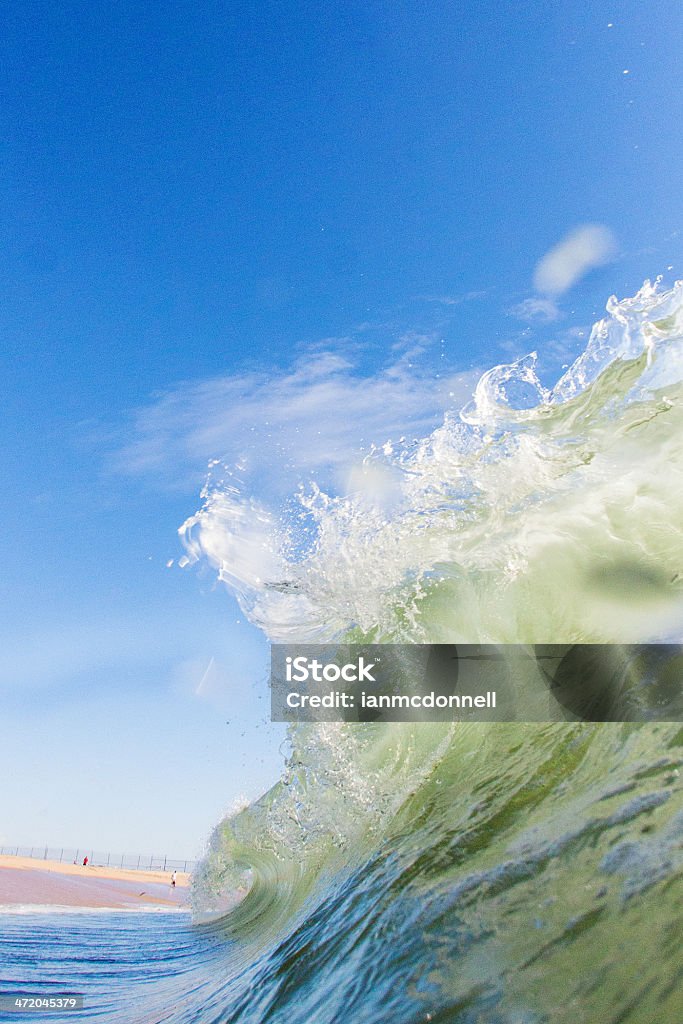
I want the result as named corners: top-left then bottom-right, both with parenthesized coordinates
top-left (83, 856), bottom-right (89, 867)
top-left (171, 870), bottom-right (177, 888)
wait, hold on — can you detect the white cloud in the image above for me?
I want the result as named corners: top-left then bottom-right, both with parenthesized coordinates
top-left (533, 224), bottom-right (616, 296)
top-left (508, 297), bottom-right (561, 323)
top-left (115, 350), bottom-right (477, 495)
top-left (418, 290), bottom-right (488, 307)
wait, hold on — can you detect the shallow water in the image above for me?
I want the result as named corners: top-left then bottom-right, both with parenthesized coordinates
top-left (0, 912), bottom-right (223, 1023)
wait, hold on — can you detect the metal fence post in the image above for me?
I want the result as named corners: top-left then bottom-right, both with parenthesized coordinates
top-left (3, 844), bottom-right (194, 873)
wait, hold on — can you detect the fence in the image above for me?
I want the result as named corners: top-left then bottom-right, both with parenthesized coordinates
top-left (0, 845), bottom-right (196, 874)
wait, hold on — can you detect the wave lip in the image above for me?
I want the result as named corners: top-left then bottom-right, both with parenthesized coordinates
top-left (181, 277), bottom-right (683, 649)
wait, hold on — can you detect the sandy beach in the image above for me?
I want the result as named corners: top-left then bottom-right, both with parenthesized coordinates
top-left (0, 855), bottom-right (190, 910)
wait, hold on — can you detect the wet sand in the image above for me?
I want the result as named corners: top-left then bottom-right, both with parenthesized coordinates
top-left (0, 855), bottom-right (190, 910)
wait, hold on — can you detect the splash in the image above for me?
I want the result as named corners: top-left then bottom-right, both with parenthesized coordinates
top-left (181, 279), bottom-right (683, 647)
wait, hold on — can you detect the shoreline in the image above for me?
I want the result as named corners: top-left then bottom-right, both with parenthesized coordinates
top-left (0, 855), bottom-right (191, 911)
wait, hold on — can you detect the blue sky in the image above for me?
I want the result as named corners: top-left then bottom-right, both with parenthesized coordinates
top-left (1, 1), bottom-right (682, 858)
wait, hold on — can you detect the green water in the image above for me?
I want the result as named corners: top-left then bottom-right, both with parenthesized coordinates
top-left (182, 281), bottom-right (683, 1023)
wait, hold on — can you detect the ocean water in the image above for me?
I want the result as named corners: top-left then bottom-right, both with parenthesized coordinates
top-left (0, 911), bottom-right (226, 1022)
top-left (4, 280), bottom-right (683, 1023)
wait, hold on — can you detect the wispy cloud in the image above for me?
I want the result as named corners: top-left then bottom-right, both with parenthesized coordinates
top-left (508, 297), bottom-right (561, 323)
top-left (114, 349), bottom-right (477, 494)
top-left (533, 224), bottom-right (617, 296)
top-left (416, 290), bottom-right (488, 308)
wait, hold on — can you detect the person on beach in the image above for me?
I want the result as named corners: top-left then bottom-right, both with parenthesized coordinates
top-left (83, 856), bottom-right (88, 866)
top-left (171, 870), bottom-right (177, 888)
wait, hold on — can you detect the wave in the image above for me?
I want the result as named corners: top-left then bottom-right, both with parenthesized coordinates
top-left (176, 280), bottom-right (683, 1024)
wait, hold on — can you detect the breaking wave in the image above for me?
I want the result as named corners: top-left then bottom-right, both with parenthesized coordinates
top-left (148, 280), bottom-right (683, 1023)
